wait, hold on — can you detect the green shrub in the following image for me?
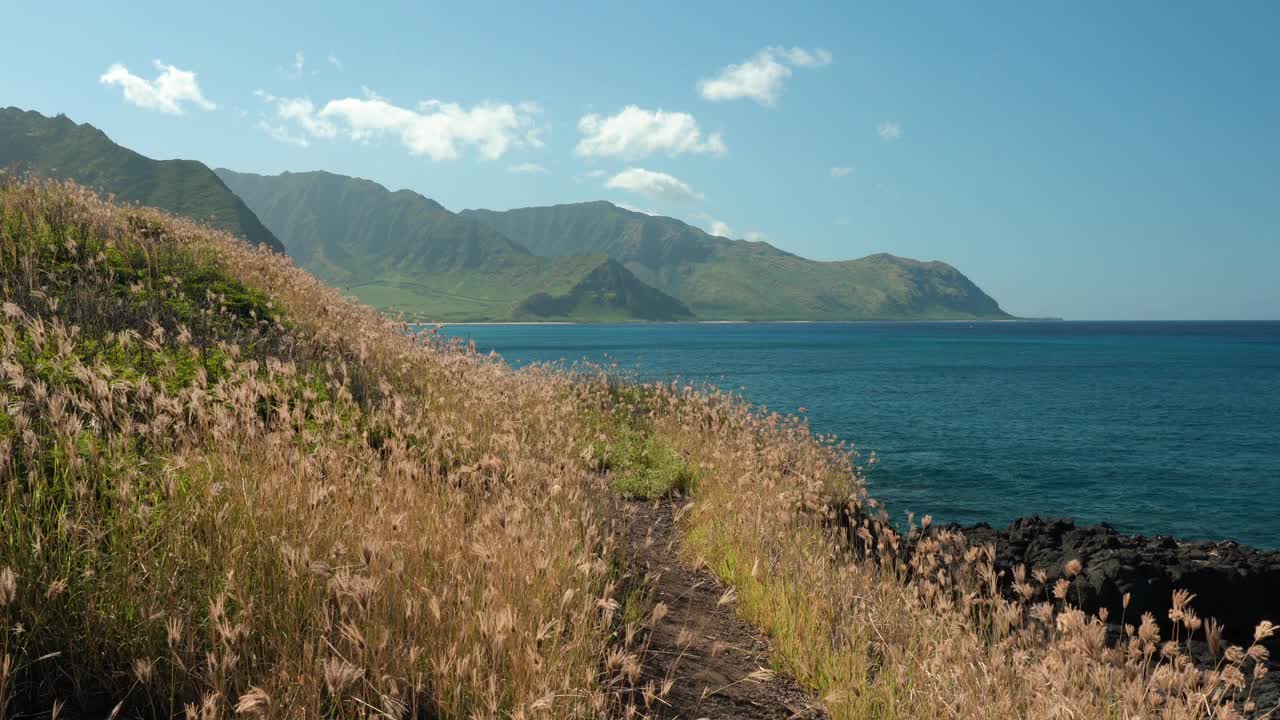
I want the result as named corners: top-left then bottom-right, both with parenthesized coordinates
top-left (601, 428), bottom-right (697, 499)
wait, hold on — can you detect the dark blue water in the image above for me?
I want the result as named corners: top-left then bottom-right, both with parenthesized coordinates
top-left (437, 322), bottom-right (1280, 548)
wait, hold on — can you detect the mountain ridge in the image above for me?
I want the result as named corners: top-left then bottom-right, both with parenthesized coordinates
top-left (461, 201), bottom-right (1010, 320)
top-left (1, 106), bottom-right (1012, 322)
top-left (0, 107), bottom-right (285, 253)
top-left (214, 168), bottom-right (531, 283)
top-left (510, 256), bottom-right (694, 321)
top-left (216, 168), bottom-right (692, 322)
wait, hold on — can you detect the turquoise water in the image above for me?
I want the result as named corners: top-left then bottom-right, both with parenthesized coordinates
top-left (437, 322), bottom-right (1280, 548)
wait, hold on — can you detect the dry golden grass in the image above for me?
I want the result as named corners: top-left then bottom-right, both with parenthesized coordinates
top-left (0, 177), bottom-right (1273, 719)
top-left (640, 386), bottom-right (1277, 719)
top-left (0, 178), bottom-right (643, 717)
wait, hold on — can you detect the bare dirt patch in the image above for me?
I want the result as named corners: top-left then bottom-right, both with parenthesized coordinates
top-left (624, 500), bottom-right (827, 720)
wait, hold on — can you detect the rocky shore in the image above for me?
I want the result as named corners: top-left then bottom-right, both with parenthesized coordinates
top-left (832, 508), bottom-right (1279, 712)
top-left (956, 517), bottom-right (1279, 714)
top-left (953, 517), bottom-right (1279, 650)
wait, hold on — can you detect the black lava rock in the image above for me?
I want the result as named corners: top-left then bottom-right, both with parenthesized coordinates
top-left (949, 516), bottom-right (1280, 650)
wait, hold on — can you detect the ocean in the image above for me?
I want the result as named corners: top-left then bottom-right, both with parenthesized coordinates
top-left (435, 321), bottom-right (1280, 548)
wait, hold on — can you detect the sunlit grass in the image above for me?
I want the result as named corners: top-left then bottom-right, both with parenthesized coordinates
top-left (0, 177), bottom-right (640, 718)
top-left (637, 385), bottom-right (1276, 718)
top-left (595, 428), bottom-right (696, 500)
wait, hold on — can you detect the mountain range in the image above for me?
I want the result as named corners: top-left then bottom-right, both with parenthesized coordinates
top-left (0, 107), bottom-right (284, 253)
top-left (3, 107), bottom-right (1011, 322)
top-left (461, 203), bottom-right (1008, 321)
top-left (213, 169), bottom-right (692, 321)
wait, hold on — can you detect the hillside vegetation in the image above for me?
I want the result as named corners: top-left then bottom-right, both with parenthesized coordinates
top-left (215, 169), bottom-right (691, 322)
top-left (0, 107), bottom-right (284, 254)
top-left (463, 202), bottom-right (1010, 320)
top-left (1, 179), bottom-right (1271, 719)
top-left (0, 178), bottom-right (639, 716)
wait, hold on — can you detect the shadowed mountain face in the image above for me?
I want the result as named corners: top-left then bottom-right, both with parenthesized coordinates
top-left (0, 107), bottom-right (285, 254)
top-left (462, 202), bottom-right (1010, 320)
top-left (511, 258), bottom-right (694, 321)
top-left (217, 169), bottom-right (691, 322)
top-left (214, 169), bottom-right (530, 283)
top-left (463, 201), bottom-right (729, 270)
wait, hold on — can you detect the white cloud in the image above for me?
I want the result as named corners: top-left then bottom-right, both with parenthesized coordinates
top-left (830, 166), bottom-right (853, 178)
top-left (256, 92), bottom-right (338, 137)
top-left (253, 92), bottom-right (337, 146)
top-left (99, 61), bottom-right (216, 115)
top-left (698, 46), bottom-right (832, 106)
top-left (697, 214), bottom-right (766, 242)
top-left (253, 89), bottom-right (545, 160)
top-left (778, 47), bottom-right (833, 68)
top-left (576, 106), bottom-right (725, 159)
top-left (256, 120), bottom-right (309, 147)
top-left (507, 162), bottom-right (547, 174)
top-left (878, 121), bottom-right (903, 141)
top-left (327, 52), bottom-right (343, 71)
top-left (605, 168), bottom-right (704, 202)
top-left (699, 52), bottom-right (787, 106)
top-left (292, 51), bottom-right (305, 76)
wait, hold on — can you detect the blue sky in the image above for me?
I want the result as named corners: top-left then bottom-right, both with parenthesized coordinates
top-left (4, 1), bottom-right (1278, 319)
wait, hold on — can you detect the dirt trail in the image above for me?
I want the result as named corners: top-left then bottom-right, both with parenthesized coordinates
top-left (625, 500), bottom-right (827, 720)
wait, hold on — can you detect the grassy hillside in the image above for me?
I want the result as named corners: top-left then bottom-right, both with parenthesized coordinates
top-left (0, 178), bottom-right (637, 716)
top-left (462, 202), bottom-right (1011, 320)
top-left (217, 169), bottom-right (690, 322)
top-left (0, 179), bottom-right (1267, 718)
top-left (0, 107), bottom-right (284, 253)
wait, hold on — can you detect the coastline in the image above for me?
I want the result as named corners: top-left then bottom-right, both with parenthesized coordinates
top-left (412, 318), bottom-right (1280, 326)
top-left (432, 318), bottom-right (1280, 549)
top-left (427, 317), bottom-right (1057, 326)
top-left (949, 516), bottom-right (1280, 645)
top-left (833, 511), bottom-right (1280, 712)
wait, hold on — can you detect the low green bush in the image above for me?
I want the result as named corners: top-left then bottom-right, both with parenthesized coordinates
top-left (599, 428), bottom-right (697, 499)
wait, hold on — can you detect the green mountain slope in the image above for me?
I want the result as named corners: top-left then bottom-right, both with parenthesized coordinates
top-left (511, 257), bottom-right (694, 321)
top-left (213, 169), bottom-right (530, 282)
top-left (462, 202), bottom-right (1010, 320)
top-left (216, 169), bottom-right (691, 322)
top-left (0, 107), bottom-right (285, 253)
